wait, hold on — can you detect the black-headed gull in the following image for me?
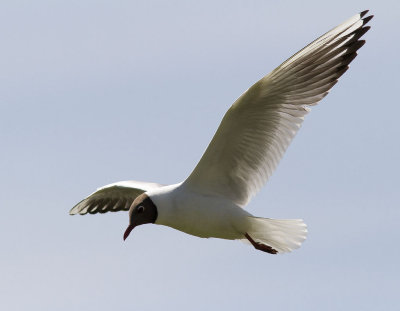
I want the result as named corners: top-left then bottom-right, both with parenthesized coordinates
top-left (70, 11), bottom-right (372, 254)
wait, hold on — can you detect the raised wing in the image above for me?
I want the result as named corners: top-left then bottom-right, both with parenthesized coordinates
top-left (69, 180), bottom-right (163, 215)
top-left (184, 11), bottom-right (372, 207)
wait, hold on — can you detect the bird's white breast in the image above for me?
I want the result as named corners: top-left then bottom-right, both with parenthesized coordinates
top-left (147, 183), bottom-right (252, 240)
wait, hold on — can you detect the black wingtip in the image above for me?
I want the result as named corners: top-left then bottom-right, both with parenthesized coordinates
top-left (360, 10), bottom-right (369, 18)
top-left (335, 65), bottom-right (349, 77)
top-left (362, 15), bottom-right (374, 26)
top-left (352, 40), bottom-right (366, 51)
top-left (342, 52), bottom-right (358, 64)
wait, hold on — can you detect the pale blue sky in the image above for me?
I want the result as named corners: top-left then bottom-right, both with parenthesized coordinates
top-left (1, 1), bottom-right (399, 310)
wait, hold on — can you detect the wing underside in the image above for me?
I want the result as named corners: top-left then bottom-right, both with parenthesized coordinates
top-left (184, 11), bottom-right (373, 207)
top-left (70, 180), bottom-right (163, 215)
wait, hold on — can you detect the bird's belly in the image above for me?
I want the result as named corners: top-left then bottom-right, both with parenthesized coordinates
top-left (156, 193), bottom-right (251, 240)
top-left (168, 211), bottom-right (241, 240)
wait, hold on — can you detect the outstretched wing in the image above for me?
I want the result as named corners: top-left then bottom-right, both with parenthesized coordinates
top-left (69, 181), bottom-right (163, 215)
top-left (184, 11), bottom-right (372, 207)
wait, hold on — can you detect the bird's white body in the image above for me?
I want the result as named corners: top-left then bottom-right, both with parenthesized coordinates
top-left (149, 183), bottom-right (252, 240)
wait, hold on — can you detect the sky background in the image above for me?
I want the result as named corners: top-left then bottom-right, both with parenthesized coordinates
top-left (1, 1), bottom-right (399, 310)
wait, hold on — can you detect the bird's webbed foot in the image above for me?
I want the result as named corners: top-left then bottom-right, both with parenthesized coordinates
top-left (245, 233), bottom-right (278, 254)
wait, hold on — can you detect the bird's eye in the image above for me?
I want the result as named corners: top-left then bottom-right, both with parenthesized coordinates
top-left (137, 205), bottom-right (145, 213)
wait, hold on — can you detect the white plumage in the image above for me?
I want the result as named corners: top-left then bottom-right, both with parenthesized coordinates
top-left (70, 11), bottom-right (372, 254)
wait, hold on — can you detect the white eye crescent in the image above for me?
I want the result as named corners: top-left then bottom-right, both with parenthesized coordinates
top-left (137, 205), bottom-right (145, 213)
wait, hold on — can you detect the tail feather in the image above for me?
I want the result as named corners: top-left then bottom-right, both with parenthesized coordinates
top-left (245, 217), bottom-right (307, 254)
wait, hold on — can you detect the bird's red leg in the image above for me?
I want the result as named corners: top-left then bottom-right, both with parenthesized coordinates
top-left (245, 233), bottom-right (278, 254)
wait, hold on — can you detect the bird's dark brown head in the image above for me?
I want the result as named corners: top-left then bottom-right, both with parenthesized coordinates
top-left (123, 193), bottom-right (158, 241)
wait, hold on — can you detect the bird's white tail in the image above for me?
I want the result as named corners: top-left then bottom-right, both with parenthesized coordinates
top-left (245, 217), bottom-right (307, 254)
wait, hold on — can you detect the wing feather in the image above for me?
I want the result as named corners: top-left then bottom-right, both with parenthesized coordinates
top-left (70, 180), bottom-right (163, 215)
top-left (184, 11), bottom-right (372, 206)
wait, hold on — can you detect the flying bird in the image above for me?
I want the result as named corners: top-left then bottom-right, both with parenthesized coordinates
top-left (70, 11), bottom-right (373, 254)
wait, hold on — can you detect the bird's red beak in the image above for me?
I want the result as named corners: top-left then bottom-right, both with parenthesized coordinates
top-left (123, 224), bottom-right (135, 241)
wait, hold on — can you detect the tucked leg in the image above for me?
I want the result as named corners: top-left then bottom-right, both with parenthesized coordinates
top-left (245, 233), bottom-right (278, 254)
